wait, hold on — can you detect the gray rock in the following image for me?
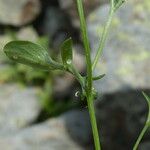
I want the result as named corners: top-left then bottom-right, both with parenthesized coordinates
top-left (42, 7), bottom-right (73, 50)
top-left (87, 0), bottom-right (150, 94)
top-left (59, 0), bottom-right (108, 27)
top-left (0, 0), bottom-right (41, 26)
top-left (86, 1), bottom-right (150, 149)
top-left (0, 110), bottom-right (91, 150)
top-left (59, 0), bottom-right (73, 9)
top-left (0, 84), bottom-right (41, 136)
top-left (17, 26), bottom-right (38, 42)
top-left (0, 35), bottom-right (11, 63)
top-left (96, 90), bottom-right (150, 150)
top-left (140, 142), bottom-right (150, 150)
top-left (0, 35), bottom-right (15, 83)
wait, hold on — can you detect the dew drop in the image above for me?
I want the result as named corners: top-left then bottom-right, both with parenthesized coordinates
top-left (37, 56), bottom-right (41, 59)
top-left (67, 59), bottom-right (72, 65)
top-left (13, 56), bottom-right (18, 60)
top-left (75, 91), bottom-right (80, 98)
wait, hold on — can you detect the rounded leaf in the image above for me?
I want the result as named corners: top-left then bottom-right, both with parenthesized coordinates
top-left (4, 41), bottom-right (63, 70)
top-left (61, 38), bottom-right (73, 67)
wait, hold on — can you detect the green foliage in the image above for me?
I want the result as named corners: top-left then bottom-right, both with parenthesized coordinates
top-left (115, 0), bottom-right (125, 10)
top-left (93, 74), bottom-right (105, 81)
top-left (4, 41), bottom-right (63, 71)
top-left (114, 0), bottom-right (125, 5)
top-left (1, 35), bottom-right (74, 116)
top-left (110, 0), bottom-right (126, 11)
top-left (61, 38), bottom-right (73, 69)
top-left (36, 36), bottom-right (49, 50)
top-left (5, 1), bottom-right (149, 150)
top-left (3, 0), bottom-right (125, 149)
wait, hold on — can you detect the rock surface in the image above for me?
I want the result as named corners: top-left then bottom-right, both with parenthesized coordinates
top-left (59, 0), bottom-right (108, 27)
top-left (0, 0), bottom-right (41, 26)
top-left (86, 0), bottom-right (150, 149)
top-left (0, 110), bottom-right (91, 150)
top-left (0, 84), bottom-right (41, 136)
top-left (42, 7), bottom-right (74, 50)
top-left (140, 142), bottom-right (150, 150)
top-left (17, 26), bottom-right (38, 42)
top-left (95, 90), bottom-right (150, 150)
top-left (87, 0), bottom-right (150, 94)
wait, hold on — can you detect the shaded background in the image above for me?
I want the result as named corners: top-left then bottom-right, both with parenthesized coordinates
top-left (0, 0), bottom-right (150, 150)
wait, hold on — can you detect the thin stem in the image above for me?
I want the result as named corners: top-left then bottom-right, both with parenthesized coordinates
top-left (92, 9), bottom-right (114, 71)
top-left (76, 0), bottom-right (92, 92)
top-left (133, 124), bottom-right (149, 150)
top-left (87, 95), bottom-right (101, 150)
top-left (133, 92), bottom-right (150, 150)
top-left (76, 0), bottom-right (101, 150)
top-left (69, 64), bottom-right (84, 87)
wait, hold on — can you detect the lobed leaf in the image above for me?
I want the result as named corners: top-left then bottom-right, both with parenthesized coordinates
top-left (3, 41), bottom-right (63, 71)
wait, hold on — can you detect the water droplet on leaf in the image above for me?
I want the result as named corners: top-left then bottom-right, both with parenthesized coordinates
top-left (67, 59), bottom-right (72, 65)
top-left (75, 91), bottom-right (80, 97)
top-left (13, 56), bottom-right (18, 60)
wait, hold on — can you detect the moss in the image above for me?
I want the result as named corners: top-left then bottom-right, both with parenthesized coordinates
top-left (89, 13), bottom-right (97, 22)
top-left (134, 0), bottom-right (150, 13)
top-left (95, 17), bottom-right (121, 37)
top-left (116, 66), bottom-right (133, 76)
top-left (134, 4), bottom-right (144, 14)
top-left (111, 17), bottom-right (121, 28)
top-left (143, 0), bottom-right (150, 11)
top-left (96, 26), bottom-right (104, 36)
top-left (123, 51), bottom-right (150, 62)
top-left (117, 31), bottom-right (136, 44)
top-left (96, 61), bottom-right (107, 74)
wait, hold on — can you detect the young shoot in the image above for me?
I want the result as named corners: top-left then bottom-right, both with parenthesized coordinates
top-left (6, 1), bottom-right (150, 150)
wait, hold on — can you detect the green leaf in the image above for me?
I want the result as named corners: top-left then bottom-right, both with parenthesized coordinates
top-left (93, 74), bottom-right (105, 81)
top-left (111, 0), bottom-right (126, 11)
top-left (36, 36), bottom-right (49, 50)
top-left (3, 41), bottom-right (63, 71)
top-left (61, 38), bottom-right (73, 68)
top-left (142, 92), bottom-right (150, 125)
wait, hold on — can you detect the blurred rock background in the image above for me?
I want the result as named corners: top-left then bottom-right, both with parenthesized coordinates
top-left (0, 0), bottom-right (150, 150)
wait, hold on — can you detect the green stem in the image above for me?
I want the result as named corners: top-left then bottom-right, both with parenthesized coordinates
top-left (76, 0), bottom-right (101, 150)
top-left (92, 9), bottom-right (114, 71)
top-left (133, 92), bottom-right (150, 150)
top-left (76, 0), bottom-right (92, 92)
top-left (87, 95), bottom-right (101, 150)
top-left (69, 64), bottom-right (84, 87)
top-left (133, 124), bottom-right (149, 150)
